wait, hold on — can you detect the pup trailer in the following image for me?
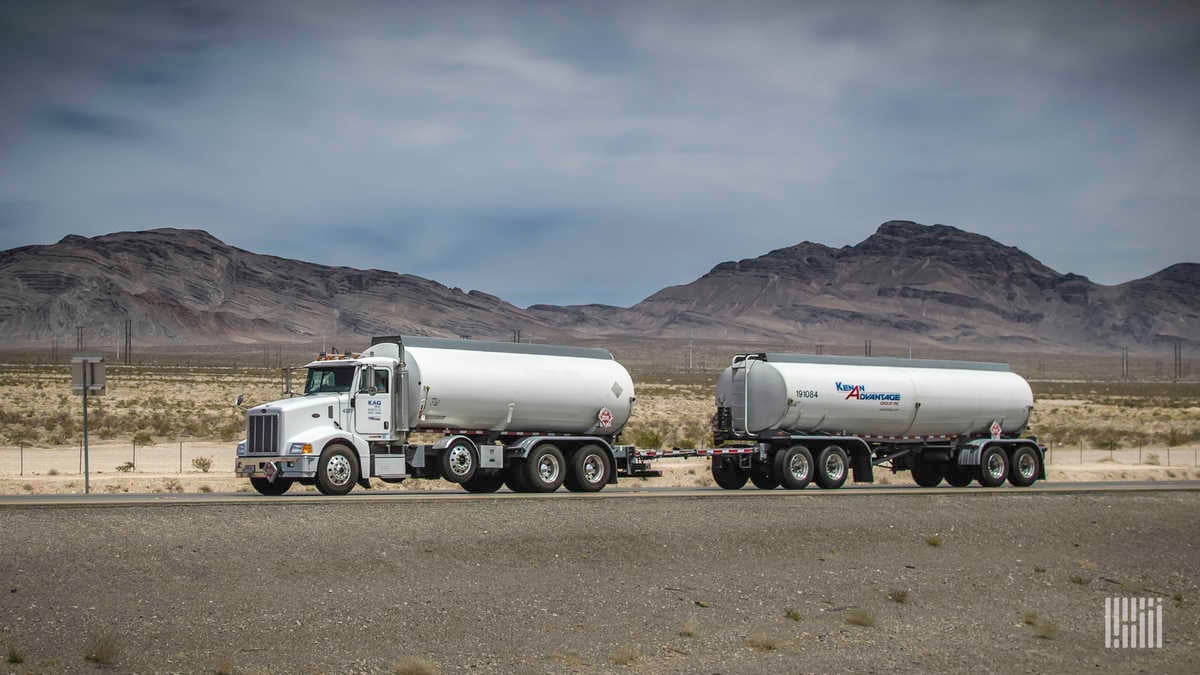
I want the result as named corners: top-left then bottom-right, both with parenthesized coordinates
top-left (235, 338), bottom-right (1044, 495)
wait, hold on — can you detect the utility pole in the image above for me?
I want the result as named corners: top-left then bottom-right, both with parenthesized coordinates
top-left (864, 339), bottom-right (872, 357)
top-left (1121, 346), bottom-right (1129, 380)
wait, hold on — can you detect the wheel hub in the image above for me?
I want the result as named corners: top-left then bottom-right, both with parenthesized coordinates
top-left (789, 453), bottom-right (809, 480)
top-left (327, 455), bottom-right (351, 486)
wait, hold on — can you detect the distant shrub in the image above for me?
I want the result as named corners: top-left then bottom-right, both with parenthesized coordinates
top-left (116, 461), bottom-right (135, 473)
top-left (846, 609), bottom-right (876, 627)
top-left (83, 630), bottom-right (120, 666)
top-left (745, 633), bottom-right (780, 652)
top-left (608, 646), bottom-right (640, 666)
top-left (192, 456), bottom-right (213, 473)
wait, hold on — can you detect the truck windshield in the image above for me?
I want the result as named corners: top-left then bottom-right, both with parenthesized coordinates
top-left (304, 366), bottom-right (356, 394)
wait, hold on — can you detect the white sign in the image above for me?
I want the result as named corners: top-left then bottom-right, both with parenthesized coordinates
top-left (71, 355), bottom-right (106, 396)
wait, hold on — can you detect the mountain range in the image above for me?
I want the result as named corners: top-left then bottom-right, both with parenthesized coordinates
top-left (0, 220), bottom-right (1195, 352)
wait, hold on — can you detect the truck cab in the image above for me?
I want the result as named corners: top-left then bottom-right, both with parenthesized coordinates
top-left (236, 351), bottom-right (404, 495)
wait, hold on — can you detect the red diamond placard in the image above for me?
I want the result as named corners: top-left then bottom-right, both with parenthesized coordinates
top-left (989, 421), bottom-right (1002, 439)
top-left (598, 407), bottom-right (614, 428)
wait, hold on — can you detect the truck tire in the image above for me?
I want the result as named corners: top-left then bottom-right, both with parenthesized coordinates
top-left (250, 477), bottom-right (293, 496)
top-left (977, 445), bottom-right (1009, 487)
top-left (749, 461), bottom-right (779, 490)
top-left (1007, 446), bottom-right (1040, 487)
top-left (711, 458), bottom-right (749, 489)
top-left (316, 443), bottom-right (359, 495)
top-left (565, 445), bottom-right (611, 492)
top-left (775, 445), bottom-right (814, 490)
top-left (523, 444), bottom-right (566, 492)
top-left (438, 438), bottom-right (478, 484)
top-left (910, 459), bottom-right (944, 487)
top-left (503, 463), bottom-right (529, 492)
top-left (944, 464), bottom-right (974, 487)
top-left (815, 445), bottom-right (849, 489)
top-left (461, 470), bottom-right (504, 493)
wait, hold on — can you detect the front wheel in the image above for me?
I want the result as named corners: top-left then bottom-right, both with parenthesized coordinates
top-left (711, 458), bottom-right (749, 490)
top-left (316, 444), bottom-right (359, 495)
top-left (1007, 446), bottom-right (1040, 487)
top-left (438, 439), bottom-right (478, 484)
top-left (565, 445), bottom-right (611, 492)
top-left (250, 477), bottom-right (293, 496)
top-left (978, 446), bottom-right (1009, 487)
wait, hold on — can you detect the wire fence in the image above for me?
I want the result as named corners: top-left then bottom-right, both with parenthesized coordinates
top-left (0, 440), bottom-right (234, 476)
top-left (1044, 446), bottom-right (1200, 466)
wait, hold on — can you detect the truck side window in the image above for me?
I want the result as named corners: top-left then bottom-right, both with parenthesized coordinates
top-left (374, 368), bottom-right (389, 393)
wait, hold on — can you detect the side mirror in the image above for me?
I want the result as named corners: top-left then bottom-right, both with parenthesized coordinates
top-left (234, 394), bottom-right (246, 409)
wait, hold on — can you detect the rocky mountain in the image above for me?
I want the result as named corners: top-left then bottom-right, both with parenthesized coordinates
top-left (529, 220), bottom-right (1200, 350)
top-left (0, 221), bottom-right (1196, 351)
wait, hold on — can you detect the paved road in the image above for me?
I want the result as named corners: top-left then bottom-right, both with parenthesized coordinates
top-left (0, 479), bottom-right (1196, 508)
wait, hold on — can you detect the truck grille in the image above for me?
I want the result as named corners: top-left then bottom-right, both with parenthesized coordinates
top-left (247, 412), bottom-right (280, 455)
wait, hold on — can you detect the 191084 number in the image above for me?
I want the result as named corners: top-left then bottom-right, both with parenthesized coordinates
top-left (795, 389), bottom-right (819, 399)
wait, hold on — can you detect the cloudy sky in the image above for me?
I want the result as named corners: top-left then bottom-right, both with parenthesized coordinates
top-left (1, 0), bottom-right (1197, 306)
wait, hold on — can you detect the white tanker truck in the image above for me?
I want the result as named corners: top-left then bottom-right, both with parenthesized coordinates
top-left (235, 338), bottom-right (1044, 495)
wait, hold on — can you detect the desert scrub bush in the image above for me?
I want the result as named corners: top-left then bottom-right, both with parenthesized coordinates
top-left (887, 589), bottom-right (908, 603)
top-left (116, 461), bottom-right (135, 473)
top-left (679, 619), bottom-right (698, 637)
top-left (846, 609), bottom-right (876, 627)
top-left (6, 645), bottom-right (22, 664)
top-left (1145, 453), bottom-right (1161, 466)
top-left (1069, 573), bottom-right (1092, 586)
top-left (83, 629), bottom-right (120, 666)
top-left (608, 645), bottom-right (639, 666)
top-left (1034, 619), bottom-right (1058, 639)
top-left (745, 633), bottom-right (780, 652)
top-left (629, 428), bottom-right (662, 450)
top-left (47, 468), bottom-right (59, 476)
top-left (163, 479), bottom-right (183, 493)
top-left (925, 535), bottom-right (943, 547)
top-left (1023, 610), bottom-right (1039, 625)
top-left (393, 656), bottom-right (439, 675)
top-left (785, 607), bottom-right (801, 621)
top-left (192, 456), bottom-right (214, 473)
top-left (199, 485), bottom-right (213, 493)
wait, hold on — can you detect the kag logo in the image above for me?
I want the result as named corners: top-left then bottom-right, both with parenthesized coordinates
top-left (835, 381), bottom-right (901, 402)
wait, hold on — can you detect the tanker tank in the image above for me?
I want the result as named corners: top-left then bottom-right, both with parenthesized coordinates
top-left (716, 353), bottom-right (1033, 438)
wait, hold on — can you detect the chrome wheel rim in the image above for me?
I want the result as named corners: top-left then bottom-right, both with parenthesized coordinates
top-left (824, 453), bottom-right (845, 481)
top-left (1017, 452), bottom-right (1036, 479)
top-left (986, 452), bottom-right (1006, 481)
top-left (447, 445), bottom-right (473, 477)
top-left (538, 454), bottom-right (561, 483)
top-left (789, 453), bottom-right (810, 481)
top-left (327, 454), bottom-right (352, 486)
top-left (582, 454), bottom-right (603, 484)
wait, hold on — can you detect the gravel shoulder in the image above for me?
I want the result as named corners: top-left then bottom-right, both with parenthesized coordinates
top-left (1, 492), bottom-right (1198, 673)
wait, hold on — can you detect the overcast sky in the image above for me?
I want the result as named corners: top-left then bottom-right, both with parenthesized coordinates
top-left (1, 0), bottom-right (1197, 306)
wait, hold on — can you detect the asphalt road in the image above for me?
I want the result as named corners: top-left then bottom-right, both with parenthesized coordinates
top-left (1, 480), bottom-right (1197, 508)
top-left (1, 487), bottom-right (1198, 673)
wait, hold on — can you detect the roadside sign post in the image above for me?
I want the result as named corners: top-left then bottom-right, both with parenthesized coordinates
top-left (71, 355), bottom-right (106, 495)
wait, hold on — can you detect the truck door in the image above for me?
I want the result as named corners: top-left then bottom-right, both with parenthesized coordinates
top-left (354, 367), bottom-right (392, 437)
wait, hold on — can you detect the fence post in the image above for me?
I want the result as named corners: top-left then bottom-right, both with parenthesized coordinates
top-left (1167, 447), bottom-right (1171, 466)
top-left (133, 441), bottom-right (137, 471)
top-left (1080, 440), bottom-right (1083, 464)
top-left (19, 443), bottom-right (23, 476)
top-left (179, 441), bottom-right (183, 474)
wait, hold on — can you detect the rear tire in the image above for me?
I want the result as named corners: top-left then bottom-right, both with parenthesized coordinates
top-left (1007, 446), bottom-right (1040, 487)
top-left (461, 470), bottom-right (504, 493)
top-left (565, 445), bottom-right (611, 492)
top-left (438, 438), bottom-right (478, 484)
top-left (711, 458), bottom-right (749, 490)
top-left (250, 477), bottom-right (293, 496)
top-left (774, 445), bottom-right (814, 490)
top-left (815, 445), bottom-right (849, 489)
top-left (316, 444), bottom-right (359, 495)
top-left (978, 445), bottom-right (1009, 487)
top-left (523, 444), bottom-right (566, 492)
top-left (749, 460), bottom-right (779, 489)
top-left (944, 464), bottom-right (974, 487)
top-left (910, 459), bottom-right (944, 487)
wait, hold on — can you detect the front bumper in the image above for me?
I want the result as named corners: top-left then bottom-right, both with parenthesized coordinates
top-left (236, 456), bottom-right (318, 479)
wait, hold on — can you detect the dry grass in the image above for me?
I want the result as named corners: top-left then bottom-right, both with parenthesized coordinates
top-left (6, 646), bottom-right (23, 664)
top-left (679, 619), bottom-right (699, 637)
top-left (925, 535), bottom-right (943, 547)
top-left (846, 609), bottom-right (876, 627)
top-left (784, 607), bottom-right (801, 621)
top-left (550, 650), bottom-right (585, 666)
top-left (1069, 573), bottom-right (1092, 586)
top-left (214, 655), bottom-right (235, 675)
top-left (744, 633), bottom-right (781, 652)
top-left (1023, 610), bottom-right (1039, 625)
top-left (887, 589), bottom-right (908, 604)
top-left (83, 629), bottom-right (120, 666)
top-left (1034, 620), bottom-right (1058, 639)
top-left (608, 645), bottom-right (640, 666)
top-left (392, 656), bottom-right (439, 675)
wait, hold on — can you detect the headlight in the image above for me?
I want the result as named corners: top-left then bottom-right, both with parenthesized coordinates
top-left (236, 440), bottom-right (247, 456)
top-left (288, 442), bottom-right (313, 455)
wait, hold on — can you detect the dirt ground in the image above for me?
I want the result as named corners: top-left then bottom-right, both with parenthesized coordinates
top-left (1, 491), bottom-right (1197, 672)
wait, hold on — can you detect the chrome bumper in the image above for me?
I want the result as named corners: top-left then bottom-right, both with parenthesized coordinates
top-left (236, 456), bottom-right (317, 478)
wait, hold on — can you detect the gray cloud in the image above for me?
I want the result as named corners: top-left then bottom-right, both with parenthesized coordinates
top-left (0, 0), bottom-right (1197, 306)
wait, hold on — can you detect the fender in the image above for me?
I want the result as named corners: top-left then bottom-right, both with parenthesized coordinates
top-left (287, 426), bottom-right (371, 473)
top-left (958, 438), bottom-right (1045, 478)
top-left (432, 434), bottom-right (477, 452)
